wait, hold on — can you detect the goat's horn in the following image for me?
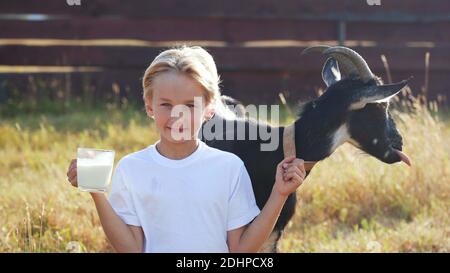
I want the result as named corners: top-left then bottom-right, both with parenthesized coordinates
top-left (323, 46), bottom-right (374, 83)
top-left (301, 45), bottom-right (331, 55)
top-left (302, 45), bottom-right (360, 80)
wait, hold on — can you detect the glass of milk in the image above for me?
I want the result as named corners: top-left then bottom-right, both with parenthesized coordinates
top-left (77, 148), bottom-right (115, 192)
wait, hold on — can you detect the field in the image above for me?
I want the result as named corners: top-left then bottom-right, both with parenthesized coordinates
top-left (0, 94), bottom-right (449, 253)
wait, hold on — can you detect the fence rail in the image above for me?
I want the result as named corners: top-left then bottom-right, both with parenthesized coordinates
top-left (0, 0), bottom-right (449, 104)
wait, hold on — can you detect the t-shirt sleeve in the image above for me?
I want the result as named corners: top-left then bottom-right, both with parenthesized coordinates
top-left (227, 162), bottom-right (261, 231)
top-left (107, 163), bottom-right (141, 227)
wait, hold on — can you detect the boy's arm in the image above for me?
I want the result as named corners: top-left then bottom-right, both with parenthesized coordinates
top-left (66, 159), bottom-right (143, 252)
top-left (227, 189), bottom-right (287, 252)
top-left (90, 192), bottom-right (144, 253)
top-left (227, 156), bottom-right (305, 253)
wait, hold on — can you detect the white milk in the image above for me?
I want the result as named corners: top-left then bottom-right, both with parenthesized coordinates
top-left (77, 159), bottom-right (114, 192)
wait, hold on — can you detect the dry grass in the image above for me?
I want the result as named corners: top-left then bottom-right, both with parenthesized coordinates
top-left (0, 96), bottom-right (448, 252)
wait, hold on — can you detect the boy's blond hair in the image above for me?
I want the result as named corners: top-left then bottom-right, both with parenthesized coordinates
top-left (142, 46), bottom-right (222, 106)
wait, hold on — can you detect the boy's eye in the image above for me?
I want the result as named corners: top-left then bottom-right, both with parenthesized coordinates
top-left (160, 103), bottom-right (171, 107)
top-left (186, 104), bottom-right (195, 108)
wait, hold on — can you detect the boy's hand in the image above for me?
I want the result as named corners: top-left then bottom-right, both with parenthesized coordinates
top-left (66, 159), bottom-right (78, 187)
top-left (273, 156), bottom-right (306, 197)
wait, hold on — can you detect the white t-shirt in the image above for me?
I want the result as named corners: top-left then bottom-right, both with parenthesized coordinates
top-left (108, 140), bottom-right (261, 253)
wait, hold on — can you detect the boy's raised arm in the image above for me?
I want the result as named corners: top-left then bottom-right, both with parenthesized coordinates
top-left (66, 159), bottom-right (144, 253)
top-left (228, 156), bottom-right (305, 253)
top-left (90, 193), bottom-right (144, 253)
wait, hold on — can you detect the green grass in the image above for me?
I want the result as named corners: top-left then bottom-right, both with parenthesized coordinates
top-left (0, 98), bottom-right (449, 252)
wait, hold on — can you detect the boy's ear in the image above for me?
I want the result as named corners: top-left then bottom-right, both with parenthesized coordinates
top-left (204, 105), bottom-right (215, 121)
top-left (144, 98), bottom-right (154, 118)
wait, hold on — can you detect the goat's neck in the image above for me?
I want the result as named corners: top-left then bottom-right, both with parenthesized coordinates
top-left (292, 100), bottom-right (349, 162)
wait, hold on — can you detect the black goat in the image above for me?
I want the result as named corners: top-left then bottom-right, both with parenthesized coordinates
top-left (200, 46), bottom-right (411, 252)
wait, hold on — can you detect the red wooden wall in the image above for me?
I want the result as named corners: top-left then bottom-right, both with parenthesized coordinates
top-left (0, 0), bottom-right (449, 105)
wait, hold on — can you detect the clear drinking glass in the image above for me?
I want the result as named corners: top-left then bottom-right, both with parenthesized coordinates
top-left (77, 148), bottom-right (115, 192)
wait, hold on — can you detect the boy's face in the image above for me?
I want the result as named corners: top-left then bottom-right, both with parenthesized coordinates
top-left (145, 71), bottom-right (214, 144)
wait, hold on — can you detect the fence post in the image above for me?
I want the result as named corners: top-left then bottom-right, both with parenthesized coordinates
top-left (338, 20), bottom-right (346, 46)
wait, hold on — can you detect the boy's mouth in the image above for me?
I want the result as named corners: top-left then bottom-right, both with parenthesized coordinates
top-left (167, 126), bottom-right (185, 133)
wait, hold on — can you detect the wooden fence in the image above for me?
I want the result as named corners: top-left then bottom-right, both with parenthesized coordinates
top-left (0, 0), bottom-right (449, 105)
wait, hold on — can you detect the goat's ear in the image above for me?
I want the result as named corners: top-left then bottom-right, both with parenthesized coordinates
top-left (322, 58), bottom-right (341, 87)
top-left (349, 79), bottom-right (409, 110)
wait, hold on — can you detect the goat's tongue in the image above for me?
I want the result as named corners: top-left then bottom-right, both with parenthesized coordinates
top-left (394, 149), bottom-right (411, 167)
